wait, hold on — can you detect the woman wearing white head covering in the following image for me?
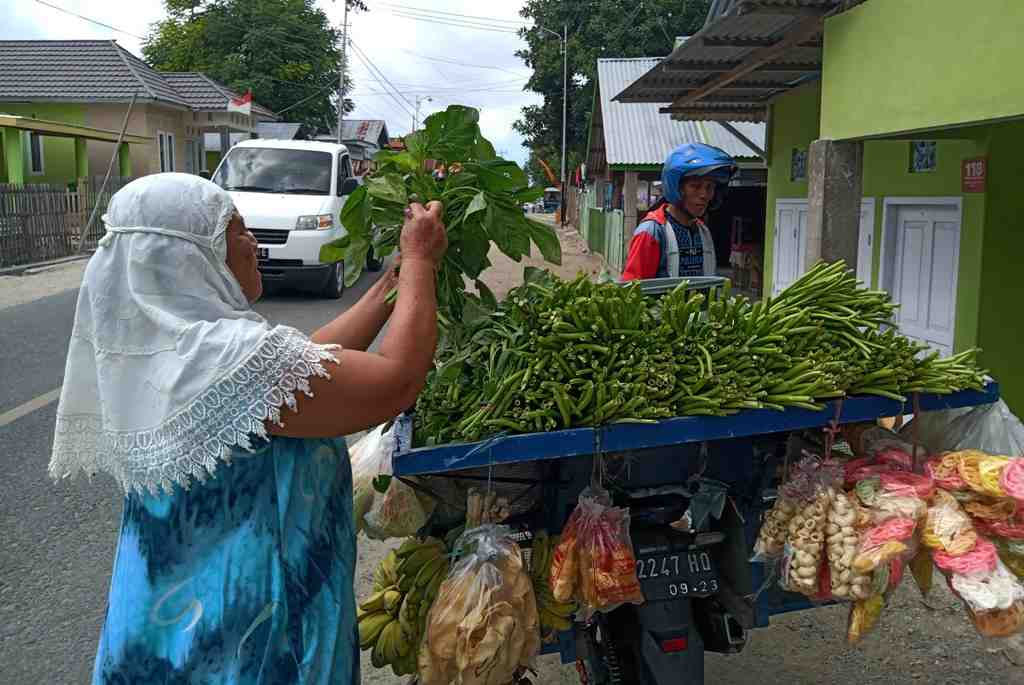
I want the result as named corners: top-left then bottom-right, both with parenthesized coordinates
top-left (50, 173), bottom-right (447, 684)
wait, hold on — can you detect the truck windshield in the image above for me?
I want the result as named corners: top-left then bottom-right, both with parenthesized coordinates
top-left (212, 148), bottom-right (333, 195)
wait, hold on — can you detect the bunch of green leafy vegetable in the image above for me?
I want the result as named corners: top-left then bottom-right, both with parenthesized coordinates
top-left (319, 105), bottom-right (562, 320)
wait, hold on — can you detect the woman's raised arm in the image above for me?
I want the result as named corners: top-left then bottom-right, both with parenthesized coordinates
top-left (267, 202), bottom-right (446, 438)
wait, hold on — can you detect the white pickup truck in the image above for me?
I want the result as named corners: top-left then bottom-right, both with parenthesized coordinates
top-left (211, 139), bottom-right (379, 298)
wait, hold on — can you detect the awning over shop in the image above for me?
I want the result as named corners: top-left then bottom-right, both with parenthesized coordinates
top-left (613, 0), bottom-right (865, 122)
top-left (0, 113), bottom-right (150, 144)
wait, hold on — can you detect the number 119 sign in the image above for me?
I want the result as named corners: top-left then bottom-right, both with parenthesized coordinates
top-left (962, 157), bottom-right (987, 193)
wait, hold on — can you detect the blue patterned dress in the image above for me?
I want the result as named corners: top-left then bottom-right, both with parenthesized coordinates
top-left (92, 437), bottom-right (358, 685)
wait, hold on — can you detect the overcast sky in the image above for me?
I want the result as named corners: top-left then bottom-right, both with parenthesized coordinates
top-left (1, 0), bottom-right (542, 164)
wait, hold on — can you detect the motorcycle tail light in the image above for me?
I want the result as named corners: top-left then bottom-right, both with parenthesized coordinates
top-left (660, 637), bottom-right (689, 653)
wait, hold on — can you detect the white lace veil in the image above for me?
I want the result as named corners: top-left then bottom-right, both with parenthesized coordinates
top-left (49, 173), bottom-right (340, 495)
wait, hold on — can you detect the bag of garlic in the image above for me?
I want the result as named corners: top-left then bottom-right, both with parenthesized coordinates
top-left (826, 489), bottom-right (874, 600)
top-left (755, 455), bottom-right (838, 564)
top-left (778, 458), bottom-right (845, 596)
top-left (781, 486), bottom-right (833, 596)
top-left (418, 525), bottom-right (541, 685)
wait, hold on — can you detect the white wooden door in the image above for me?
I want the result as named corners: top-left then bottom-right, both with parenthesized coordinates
top-left (856, 199), bottom-right (876, 286)
top-left (772, 200), bottom-right (809, 295)
top-left (889, 204), bottom-right (960, 357)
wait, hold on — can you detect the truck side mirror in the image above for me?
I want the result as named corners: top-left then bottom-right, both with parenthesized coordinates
top-left (339, 177), bottom-right (359, 196)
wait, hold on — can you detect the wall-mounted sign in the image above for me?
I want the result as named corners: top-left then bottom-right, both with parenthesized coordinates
top-left (962, 157), bottom-right (987, 193)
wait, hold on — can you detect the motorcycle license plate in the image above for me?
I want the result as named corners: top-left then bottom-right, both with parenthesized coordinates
top-left (257, 247), bottom-right (269, 260)
top-left (635, 550), bottom-right (720, 601)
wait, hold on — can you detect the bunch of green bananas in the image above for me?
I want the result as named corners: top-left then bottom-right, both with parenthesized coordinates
top-left (530, 531), bottom-right (577, 635)
top-left (357, 537), bottom-right (451, 676)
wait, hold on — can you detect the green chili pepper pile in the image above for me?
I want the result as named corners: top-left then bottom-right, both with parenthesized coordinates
top-left (413, 261), bottom-right (988, 447)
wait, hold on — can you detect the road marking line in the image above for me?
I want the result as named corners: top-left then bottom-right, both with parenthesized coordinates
top-left (0, 387), bottom-right (62, 428)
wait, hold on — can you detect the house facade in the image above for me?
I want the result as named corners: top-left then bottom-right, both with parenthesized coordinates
top-left (315, 120), bottom-right (390, 175)
top-left (616, 0), bottom-right (1024, 412)
top-left (585, 57), bottom-right (767, 278)
top-left (0, 40), bottom-right (275, 185)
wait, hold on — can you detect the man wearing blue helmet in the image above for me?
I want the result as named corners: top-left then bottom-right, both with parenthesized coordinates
top-left (622, 143), bottom-right (738, 281)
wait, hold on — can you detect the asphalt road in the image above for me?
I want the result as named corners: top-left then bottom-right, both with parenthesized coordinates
top-left (0, 271), bottom-right (382, 683)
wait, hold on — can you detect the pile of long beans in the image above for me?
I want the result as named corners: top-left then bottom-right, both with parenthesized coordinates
top-left (413, 261), bottom-right (988, 446)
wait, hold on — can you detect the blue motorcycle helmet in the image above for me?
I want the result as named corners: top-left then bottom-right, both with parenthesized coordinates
top-left (661, 142), bottom-right (738, 212)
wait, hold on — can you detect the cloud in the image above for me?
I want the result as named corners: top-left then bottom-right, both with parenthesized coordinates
top-left (1, 0), bottom-right (541, 165)
top-left (324, 1), bottom-right (540, 165)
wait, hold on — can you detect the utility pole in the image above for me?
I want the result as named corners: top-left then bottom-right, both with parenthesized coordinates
top-left (337, 0), bottom-right (349, 144)
top-left (538, 25), bottom-right (569, 226)
top-left (560, 23), bottom-right (568, 227)
top-left (414, 95), bottom-right (432, 131)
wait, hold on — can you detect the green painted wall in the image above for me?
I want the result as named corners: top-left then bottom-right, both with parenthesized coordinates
top-left (762, 82), bottom-right (990, 354)
top-left (206, 151), bottom-right (222, 173)
top-left (978, 121), bottom-right (1024, 413)
top-left (0, 103), bottom-right (87, 185)
top-left (821, 0), bottom-right (1024, 140)
top-left (762, 81), bottom-right (820, 295)
top-left (860, 136), bottom-right (988, 353)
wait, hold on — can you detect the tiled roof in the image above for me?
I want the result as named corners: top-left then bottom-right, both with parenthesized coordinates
top-left (593, 58), bottom-right (765, 166)
top-left (0, 40), bottom-right (275, 118)
top-left (162, 72), bottom-right (276, 118)
top-left (0, 40), bottom-right (190, 107)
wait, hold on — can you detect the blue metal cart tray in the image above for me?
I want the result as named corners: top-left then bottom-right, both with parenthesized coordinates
top-left (394, 383), bottom-right (1000, 476)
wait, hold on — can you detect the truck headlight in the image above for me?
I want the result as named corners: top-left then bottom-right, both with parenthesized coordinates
top-left (295, 214), bottom-right (333, 230)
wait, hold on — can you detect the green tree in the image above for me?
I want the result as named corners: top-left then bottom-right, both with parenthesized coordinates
top-left (144, 0), bottom-right (365, 131)
top-left (515, 0), bottom-right (710, 175)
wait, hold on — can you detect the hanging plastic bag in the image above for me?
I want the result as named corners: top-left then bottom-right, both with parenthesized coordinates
top-left (781, 487), bottom-right (832, 596)
top-left (847, 594), bottom-right (886, 645)
top-left (350, 424), bottom-right (392, 534)
top-left (354, 423), bottom-right (435, 540)
top-left (418, 525), bottom-right (540, 685)
top-left (549, 487), bottom-right (643, 618)
top-left (901, 399), bottom-right (1024, 457)
top-left (826, 489), bottom-right (873, 600)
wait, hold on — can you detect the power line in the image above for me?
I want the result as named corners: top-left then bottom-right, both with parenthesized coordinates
top-left (348, 40), bottom-right (417, 120)
top-left (275, 83), bottom-right (337, 115)
top-left (378, 2), bottom-right (529, 27)
top-left (398, 49), bottom-right (529, 77)
top-left (33, 0), bottom-right (144, 40)
top-left (349, 74), bottom-right (527, 91)
top-left (388, 11), bottom-right (523, 35)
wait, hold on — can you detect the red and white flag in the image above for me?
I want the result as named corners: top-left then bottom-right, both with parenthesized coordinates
top-left (227, 90), bottom-right (253, 116)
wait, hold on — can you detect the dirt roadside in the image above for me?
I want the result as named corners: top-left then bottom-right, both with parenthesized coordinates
top-left (355, 218), bottom-right (1022, 684)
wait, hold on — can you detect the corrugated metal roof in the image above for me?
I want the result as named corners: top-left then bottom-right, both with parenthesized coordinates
top-left (594, 58), bottom-right (765, 166)
top-left (613, 0), bottom-right (865, 121)
top-left (315, 120), bottom-right (390, 145)
top-left (256, 122), bottom-right (304, 140)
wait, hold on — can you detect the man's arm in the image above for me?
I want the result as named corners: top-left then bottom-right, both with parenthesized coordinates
top-left (622, 222), bottom-right (662, 281)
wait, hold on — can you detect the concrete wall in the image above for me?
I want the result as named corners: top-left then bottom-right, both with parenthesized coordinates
top-left (979, 121), bottom-right (1024, 413)
top-left (860, 135), bottom-right (988, 353)
top-left (0, 103), bottom-right (85, 185)
top-left (763, 80), bottom-right (1024, 410)
top-left (821, 0), bottom-right (1024, 140)
top-left (762, 81), bottom-right (820, 294)
top-left (82, 103), bottom-right (153, 177)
